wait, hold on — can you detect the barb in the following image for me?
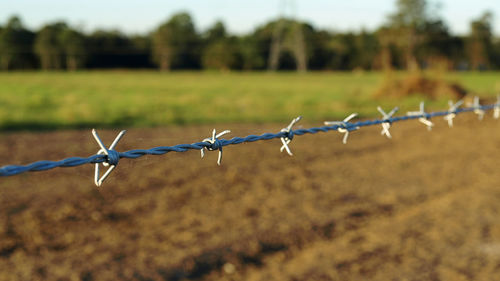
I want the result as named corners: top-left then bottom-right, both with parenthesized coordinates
top-left (280, 116), bottom-right (302, 156)
top-left (377, 106), bottom-right (399, 138)
top-left (473, 96), bottom-right (485, 120)
top-left (201, 129), bottom-right (231, 165)
top-left (495, 95), bottom-right (500, 120)
top-left (444, 100), bottom-right (464, 128)
top-left (407, 102), bottom-right (434, 131)
top-left (1, 100), bottom-right (499, 185)
top-left (324, 113), bottom-right (359, 144)
top-left (92, 129), bottom-right (126, 187)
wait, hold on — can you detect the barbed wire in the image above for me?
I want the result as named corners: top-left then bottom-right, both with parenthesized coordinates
top-left (1, 97), bottom-right (499, 186)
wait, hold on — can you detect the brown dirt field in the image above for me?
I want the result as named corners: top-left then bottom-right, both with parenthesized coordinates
top-left (1, 114), bottom-right (500, 281)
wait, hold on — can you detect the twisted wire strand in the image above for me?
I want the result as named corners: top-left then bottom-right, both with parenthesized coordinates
top-left (0, 104), bottom-right (497, 177)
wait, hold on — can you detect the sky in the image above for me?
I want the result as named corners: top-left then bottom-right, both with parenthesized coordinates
top-left (0, 0), bottom-right (499, 35)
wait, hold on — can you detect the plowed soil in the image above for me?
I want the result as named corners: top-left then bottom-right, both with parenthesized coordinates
top-left (2, 114), bottom-right (500, 281)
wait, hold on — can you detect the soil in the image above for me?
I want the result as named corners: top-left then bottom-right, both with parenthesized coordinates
top-left (1, 114), bottom-right (500, 281)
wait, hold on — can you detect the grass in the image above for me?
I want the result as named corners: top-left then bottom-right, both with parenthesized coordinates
top-left (0, 71), bottom-right (498, 130)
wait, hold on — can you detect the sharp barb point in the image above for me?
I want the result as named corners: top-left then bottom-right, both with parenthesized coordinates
top-left (201, 128), bottom-right (230, 165)
top-left (92, 130), bottom-right (125, 187)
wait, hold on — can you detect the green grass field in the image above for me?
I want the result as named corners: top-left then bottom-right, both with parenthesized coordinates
top-left (0, 71), bottom-right (498, 130)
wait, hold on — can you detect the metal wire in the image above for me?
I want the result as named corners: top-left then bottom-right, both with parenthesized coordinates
top-left (0, 101), bottom-right (498, 186)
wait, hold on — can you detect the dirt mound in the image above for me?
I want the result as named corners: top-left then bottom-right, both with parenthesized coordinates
top-left (373, 73), bottom-right (468, 100)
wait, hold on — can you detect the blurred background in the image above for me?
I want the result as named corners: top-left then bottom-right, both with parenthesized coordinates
top-left (0, 0), bottom-right (499, 129)
top-left (0, 0), bottom-right (499, 72)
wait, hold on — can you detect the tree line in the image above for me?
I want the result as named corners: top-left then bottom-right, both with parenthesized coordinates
top-left (0, 0), bottom-right (498, 71)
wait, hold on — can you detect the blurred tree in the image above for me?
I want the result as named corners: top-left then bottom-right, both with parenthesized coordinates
top-left (492, 38), bottom-right (500, 69)
top-left (129, 35), bottom-right (154, 68)
top-left (328, 32), bottom-right (358, 70)
top-left (467, 11), bottom-right (494, 70)
top-left (34, 22), bottom-right (67, 70)
top-left (384, 0), bottom-right (433, 70)
top-left (152, 12), bottom-right (200, 71)
top-left (202, 40), bottom-right (238, 70)
top-left (59, 28), bottom-right (86, 70)
top-left (130, 35), bottom-right (151, 51)
top-left (306, 29), bottom-right (335, 70)
top-left (353, 30), bottom-right (380, 69)
top-left (237, 35), bottom-right (265, 70)
top-left (0, 16), bottom-right (36, 70)
top-left (0, 25), bottom-right (4, 67)
top-left (201, 21), bottom-right (238, 70)
top-left (204, 21), bottom-right (226, 43)
top-left (250, 22), bottom-right (275, 70)
top-left (375, 27), bottom-right (396, 70)
top-left (87, 30), bottom-right (151, 68)
top-left (417, 19), bottom-right (458, 69)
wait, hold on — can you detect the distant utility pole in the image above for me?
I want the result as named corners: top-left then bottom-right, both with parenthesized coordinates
top-left (268, 0), bottom-right (307, 72)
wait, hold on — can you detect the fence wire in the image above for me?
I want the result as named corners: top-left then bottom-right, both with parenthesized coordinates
top-left (0, 99), bottom-right (498, 186)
